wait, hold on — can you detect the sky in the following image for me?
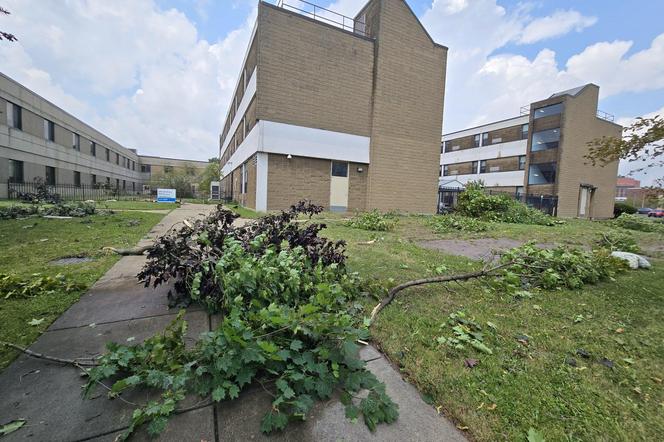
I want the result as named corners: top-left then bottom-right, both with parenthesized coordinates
top-left (0, 0), bottom-right (662, 184)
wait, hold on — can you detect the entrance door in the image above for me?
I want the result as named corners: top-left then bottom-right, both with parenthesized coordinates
top-left (330, 161), bottom-right (349, 212)
top-left (578, 187), bottom-right (589, 217)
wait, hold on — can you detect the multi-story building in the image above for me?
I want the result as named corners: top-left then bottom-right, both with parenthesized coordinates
top-left (0, 73), bottom-right (205, 198)
top-left (218, 0), bottom-right (447, 213)
top-left (615, 176), bottom-right (641, 201)
top-left (138, 155), bottom-right (209, 193)
top-left (440, 84), bottom-right (622, 219)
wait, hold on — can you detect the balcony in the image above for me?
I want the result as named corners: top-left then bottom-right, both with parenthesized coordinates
top-left (276, 0), bottom-right (367, 36)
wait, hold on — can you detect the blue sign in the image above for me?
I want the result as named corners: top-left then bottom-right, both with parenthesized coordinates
top-left (157, 188), bottom-right (177, 202)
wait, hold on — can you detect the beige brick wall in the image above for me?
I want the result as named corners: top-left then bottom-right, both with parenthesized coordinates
top-left (556, 85), bottom-right (621, 219)
top-left (267, 154), bottom-right (330, 210)
top-left (488, 124), bottom-right (523, 145)
top-left (256, 3), bottom-right (375, 137)
top-left (364, 0), bottom-right (447, 213)
top-left (348, 163), bottom-right (368, 211)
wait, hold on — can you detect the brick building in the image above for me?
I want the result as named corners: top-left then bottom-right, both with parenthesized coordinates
top-left (440, 84), bottom-right (622, 219)
top-left (218, 0), bottom-right (447, 212)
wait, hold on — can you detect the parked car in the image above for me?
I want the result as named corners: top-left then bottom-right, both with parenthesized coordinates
top-left (648, 208), bottom-right (664, 218)
top-left (637, 207), bottom-right (652, 215)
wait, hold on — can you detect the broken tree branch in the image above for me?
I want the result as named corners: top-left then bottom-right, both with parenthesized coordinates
top-left (368, 262), bottom-right (511, 324)
top-left (1, 341), bottom-right (99, 367)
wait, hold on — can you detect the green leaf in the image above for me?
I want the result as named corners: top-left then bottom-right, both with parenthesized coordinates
top-left (290, 340), bottom-right (303, 351)
top-left (527, 428), bottom-right (546, 442)
top-left (0, 419), bottom-right (26, 436)
top-left (147, 416), bottom-right (168, 436)
top-left (470, 340), bottom-right (493, 354)
top-left (28, 318), bottom-right (45, 326)
top-left (212, 386), bottom-right (226, 402)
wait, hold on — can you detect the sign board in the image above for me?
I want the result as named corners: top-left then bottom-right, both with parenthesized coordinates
top-left (157, 188), bottom-right (177, 203)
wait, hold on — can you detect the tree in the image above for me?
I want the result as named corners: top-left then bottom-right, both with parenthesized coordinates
top-left (586, 114), bottom-right (664, 186)
top-left (1, 6), bottom-right (18, 42)
top-left (198, 158), bottom-right (221, 197)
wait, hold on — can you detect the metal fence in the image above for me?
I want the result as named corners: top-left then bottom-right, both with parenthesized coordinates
top-left (438, 187), bottom-right (558, 216)
top-left (5, 181), bottom-right (149, 202)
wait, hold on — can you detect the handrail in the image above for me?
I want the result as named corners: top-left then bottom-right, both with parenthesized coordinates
top-left (596, 109), bottom-right (615, 122)
top-left (276, 0), bottom-right (367, 36)
top-left (519, 105), bottom-right (530, 116)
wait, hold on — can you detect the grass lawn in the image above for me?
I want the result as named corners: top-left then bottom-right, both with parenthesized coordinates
top-left (0, 211), bottom-right (166, 369)
top-left (226, 202), bottom-right (259, 219)
top-left (0, 199), bottom-right (179, 211)
top-left (322, 215), bottom-right (664, 441)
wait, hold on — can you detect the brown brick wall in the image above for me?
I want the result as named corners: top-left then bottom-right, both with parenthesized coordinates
top-left (532, 114), bottom-right (562, 132)
top-left (529, 149), bottom-right (558, 164)
top-left (445, 135), bottom-right (475, 152)
top-left (488, 125), bottom-right (523, 144)
top-left (365, 0), bottom-right (447, 213)
top-left (486, 156), bottom-right (520, 172)
top-left (256, 3), bottom-right (375, 137)
top-left (445, 161), bottom-right (475, 175)
top-left (245, 155), bottom-right (257, 210)
top-left (267, 154), bottom-right (331, 210)
top-left (556, 85), bottom-right (621, 218)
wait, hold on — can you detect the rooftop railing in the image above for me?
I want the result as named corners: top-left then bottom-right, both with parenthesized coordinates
top-left (596, 109), bottom-right (615, 122)
top-left (276, 0), bottom-right (367, 37)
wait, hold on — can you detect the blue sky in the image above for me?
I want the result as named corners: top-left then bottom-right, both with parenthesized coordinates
top-left (1, 0), bottom-right (663, 183)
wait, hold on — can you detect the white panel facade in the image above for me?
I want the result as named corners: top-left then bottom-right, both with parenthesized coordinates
top-left (440, 170), bottom-right (525, 188)
top-left (219, 67), bottom-right (257, 157)
top-left (442, 115), bottom-right (529, 141)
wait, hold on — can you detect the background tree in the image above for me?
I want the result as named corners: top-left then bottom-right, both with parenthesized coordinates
top-left (586, 114), bottom-right (663, 186)
top-left (1, 6), bottom-right (17, 42)
top-left (198, 158), bottom-right (221, 197)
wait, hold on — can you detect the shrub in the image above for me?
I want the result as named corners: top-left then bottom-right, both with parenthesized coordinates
top-left (456, 182), bottom-right (560, 226)
top-left (498, 242), bottom-right (627, 291)
top-left (87, 201), bottom-right (398, 439)
top-left (612, 213), bottom-right (664, 233)
top-left (595, 231), bottom-right (640, 253)
top-left (346, 210), bottom-right (398, 231)
top-left (613, 201), bottom-right (637, 217)
top-left (0, 205), bottom-right (39, 220)
top-left (428, 214), bottom-right (490, 233)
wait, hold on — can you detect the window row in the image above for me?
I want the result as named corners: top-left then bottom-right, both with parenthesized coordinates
top-left (442, 124), bottom-right (529, 153)
top-left (441, 155), bottom-right (527, 176)
top-left (5, 101), bottom-right (137, 171)
top-left (7, 160), bottom-right (137, 190)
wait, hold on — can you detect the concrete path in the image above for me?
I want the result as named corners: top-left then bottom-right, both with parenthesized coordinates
top-left (0, 204), bottom-right (465, 442)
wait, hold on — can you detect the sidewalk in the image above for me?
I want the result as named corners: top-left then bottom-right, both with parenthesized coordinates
top-left (0, 204), bottom-right (466, 442)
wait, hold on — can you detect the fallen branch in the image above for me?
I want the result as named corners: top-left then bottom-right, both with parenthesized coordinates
top-left (1, 341), bottom-right (99, 367)
top-left (102, 245), bottom-right (151, 256)
top-left (368, 262), bottom-right (510, 324)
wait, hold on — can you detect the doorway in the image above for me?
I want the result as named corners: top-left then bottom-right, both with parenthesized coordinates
top-left (330, 161), bottom-right (349, 212)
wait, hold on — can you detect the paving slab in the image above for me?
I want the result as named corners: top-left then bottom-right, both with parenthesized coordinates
top-left (0, 311), bottom-right (209, 442)
top-left (215, 346), bottom-right (466, 442)
top-left (86, 406), bottom-right (215, 442)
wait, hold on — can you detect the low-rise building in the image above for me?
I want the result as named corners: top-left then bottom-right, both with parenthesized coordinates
top-left (440, 84), bottom-right (622, 218)
top-left (1, 73), bottom-right (204, 198)
top-left (218, 0), bottom-right (448, 213)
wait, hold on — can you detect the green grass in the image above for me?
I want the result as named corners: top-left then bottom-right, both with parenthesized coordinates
top-left (321, 216), bottom-right (664, 441)
top-left (226, 202), bottom-right (259, 219)
top-left (0, 199), bottom-right (178, 211)
top-left (0, 211), bottom-right (166, 369)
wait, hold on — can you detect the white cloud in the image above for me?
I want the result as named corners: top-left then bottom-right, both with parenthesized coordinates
top-left (0, 0), bottom-right (256, 160)
top-left (518, 10), bottom-right (597, 44)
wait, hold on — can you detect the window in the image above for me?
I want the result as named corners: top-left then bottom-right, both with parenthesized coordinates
top-left (105, 148), bottom-right (110, 161)
top-left (473, 134), bottom-right (481, 148)
top-left (45, 166), bottom-right (56, 185)
top-left (132, 182), bottom-right (135, 191)
top-left (518, 155), bottom-right (527, 170)
top-left (132, 161), bottom-right (136, 171)
top-left (533, 103), bottom-right (563, 119)
top-left (479, 160), bottom-right (487, 174)
top-left (481, 132), bottom-right (489, 146)
top-left (521, 123), bottom-right (529, 139)
top-left (106, 176), bottom-right (111, 185)
top-left (516, 186), bottom-right (524, 196)
top-left (528, 162), bottom-right (557, 185)
top-left (471, 161), bottom-right (479, 174)
top-left (116, 178), bottom-right (120, 189)
top-left (441, 141), bottom-right (446, 153)
top-left (141, 164), bottom-right (152, 173)
top-left (7, 102), bottom-right (22, 130)
top-left (122, 180), bottom-right (126, 190)
top-left (44, 120), bottom-right (55, 141)
top-left (443, 165), bottom-right (449, 176)
top-left (531, 128), bottom-right (560, 151)
top-left (116, 153), bottom-right (119, 165)
top-left (164, 165), bottom-right (173, 173)
top-left (439, 166), bottom-right (442, 177)
top-left (74, 171), bottom-right (81, 187)
top-left (72, 133), bottom-right (80, 151)
top-left (91, 174), bottom-right (96, 185)
top-left (8, 159), bottom-right (24, 183)
top-left (241, 163), bottom-right (248, 194)
top-left (91, 142), bottom-right (96, 157)
top-left (331, 161), bottom-right (348, 177)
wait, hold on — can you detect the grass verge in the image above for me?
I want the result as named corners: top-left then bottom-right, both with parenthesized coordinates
top-left (226, 202), bottom-right (259, 219)
top-left (0, 211), bottom-right (166, 369)
top-left (322, 215), bottom-right (664, 441)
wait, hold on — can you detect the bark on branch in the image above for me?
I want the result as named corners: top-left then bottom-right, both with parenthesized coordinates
top-left (1, 341), bottom-right (99, 366)
top-left (368, 262), bottom-right (510, 324)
